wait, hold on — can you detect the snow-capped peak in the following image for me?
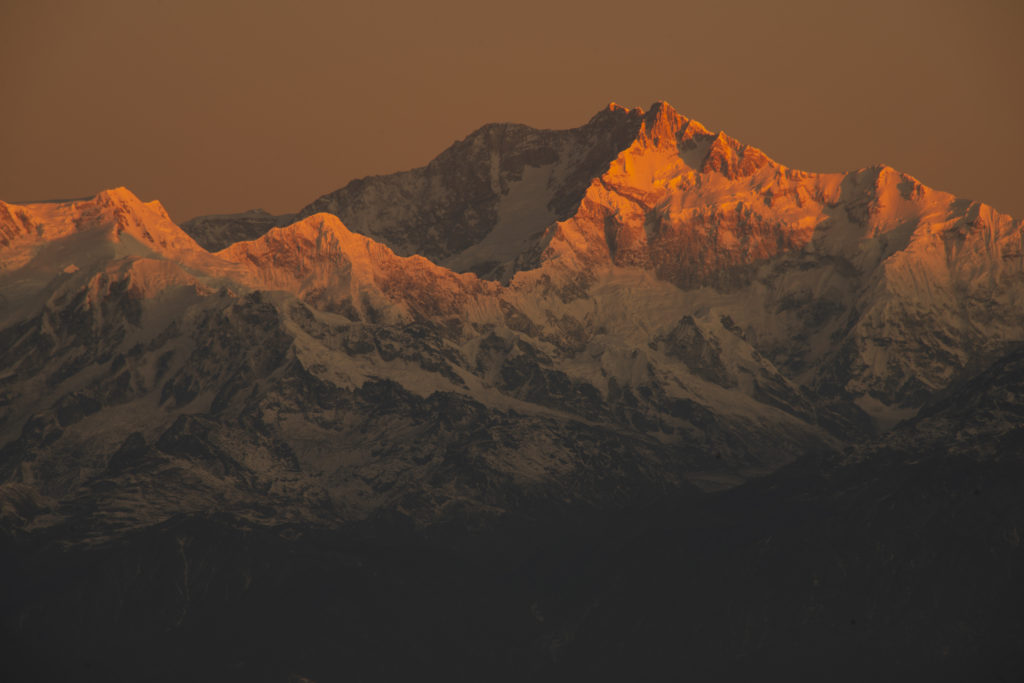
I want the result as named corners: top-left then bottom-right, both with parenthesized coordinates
top-left (0, 187), bottom-right (205, 272)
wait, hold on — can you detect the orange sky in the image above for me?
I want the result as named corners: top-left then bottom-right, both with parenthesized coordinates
top-left (2, 0), bottom-right (1022, 222)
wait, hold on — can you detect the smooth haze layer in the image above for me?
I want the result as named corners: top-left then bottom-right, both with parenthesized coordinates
top-left (1, 0), bottom-right (1021, 221)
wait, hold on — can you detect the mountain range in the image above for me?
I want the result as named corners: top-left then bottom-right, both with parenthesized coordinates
top-left (1, 101), bottom-right (1022, 681)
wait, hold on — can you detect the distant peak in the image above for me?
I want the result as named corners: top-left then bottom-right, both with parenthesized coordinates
top-left (642, 101), bottom-right (712, 131)
top-left (631, 100), bottom-right (710, 151)
top-left (588, 101), bottom-right (644, 126)
top-left (643, 100), bottom-right (686, 129)
top-left (646, 100), bottom-right (678, 116)
top-left (234, 212), bottom-right (368, 253)
top-left (297, 212), bottom-right (352, 236)
top-left (94, 186), bottom-right (141, 204)
top-left (89, 187), bottom-right (182, 230)
top-left (700, 131), bottom-right (774, 179)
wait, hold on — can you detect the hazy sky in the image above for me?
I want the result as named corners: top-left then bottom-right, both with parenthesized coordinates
top-left (2, 0), bottom-right (1021, 222)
